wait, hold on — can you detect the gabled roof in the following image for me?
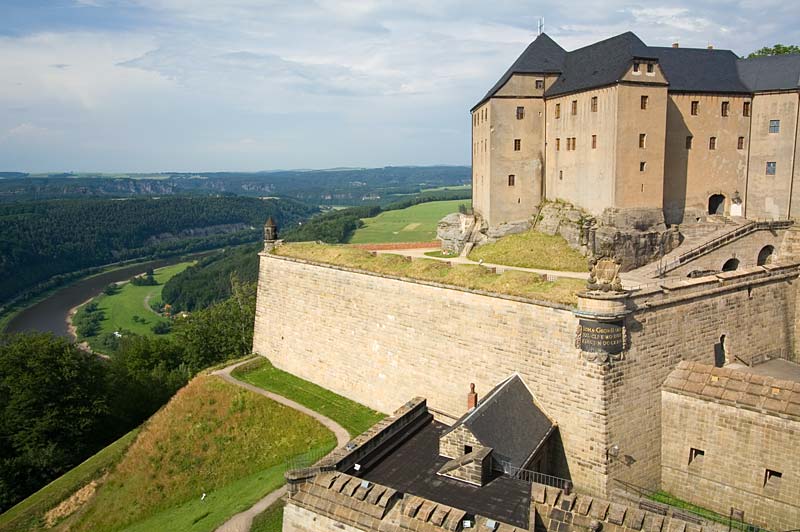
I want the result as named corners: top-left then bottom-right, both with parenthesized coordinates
top-left (737, 54), bottom-right (800, 92)
top-left (472, 33), bottom-right (566, 111)
top-left (546, 32), bottom-right (655, 97)
top-left (446, 374), bottom-right (555, 470)
top-left (652, 47), bottom-right (750, 93)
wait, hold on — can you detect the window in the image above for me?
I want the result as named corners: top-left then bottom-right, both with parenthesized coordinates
top-left (640, 161), bottom-right (647, 172)
top-left (555, 103), bottom-right (561, 118)
top-left (766, 161), bottom-right (776, 175)
top-left (721, 101), bottom-right (729, 117)
top-left (633, 62), bottom-right (640, 73)
top-left (516, 106), bottom-right (524, 120)
top-left (686, 136), bottom-right (693, 149)
top-left (639, 133), bottom-right (646, 149)
top-left (743, 101), bottom-right (751, 117)
top-left (556, 138), bottom-right (560, 151)
top-left (559, 170), bottom-right (563, 180)
top-left (709, 137), bottom-right (716, 150)
top-left (507, 175), bottom-right (515, 186)
top-left (591, 96), bottom-right (598, 112)
top-left (535, 79), bottom-right (544, 89)
top-left (691, 101), bottom-right (699, 115)
top-left (738, 136), bottom-right (744, 150)
top-left (689, 448), bottom-right (705, 465)
top-left (571, 100), bottom-right (577, 115)
top-left (514, 139), bottom-right (521, 151)
top-left (764, 469), bottom-right (782, 489)
top-left (641, 95), bottom-right (648, 110)
top-left (592, 135), bottom-right (597, 149)
top-left (769, 120), bottom-right (780, 133)
top-left (647, 63), bottom-right (654, 74)
top-left (464, 445), bottom-right (473, 455)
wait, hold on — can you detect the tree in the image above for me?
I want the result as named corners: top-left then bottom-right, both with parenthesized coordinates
top-left (0, 333), bottom-right (110, 510)
top-left (173, 276), bottom-right (256, 371)
top-left (748, 44), bottom-right (800, 58)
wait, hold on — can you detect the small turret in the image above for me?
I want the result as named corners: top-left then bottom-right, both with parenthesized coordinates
top-left (264, 217), bottom-right (278, 242)
top-left (264, 217), bottom-right (279, 251)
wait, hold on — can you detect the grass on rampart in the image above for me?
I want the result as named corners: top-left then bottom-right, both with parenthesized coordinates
top-left (233, 358), bottom-right (385, 437)
top-left (468, 229), bottom-right (589, 272)
top-left (349, 199), bottom-right (470, 244)
top-left (50, 375), bottom-right (335, 532)
top-left (0, 429), bottom-right (139, 532)
top-left (273, 243), bottom-right (584, 306)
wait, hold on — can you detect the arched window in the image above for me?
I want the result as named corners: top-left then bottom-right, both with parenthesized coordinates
top-left (708, 194), bottom-right (725, 215)
top-left (722, 258), bottom-right (739, 272)
top-left (757, 245), bottom-right (775, 266)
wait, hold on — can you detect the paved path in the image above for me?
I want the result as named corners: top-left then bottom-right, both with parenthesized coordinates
top-left (212, 359), bottom-right (351, 532)
top-left (376, 247), bottom-right (589, 281)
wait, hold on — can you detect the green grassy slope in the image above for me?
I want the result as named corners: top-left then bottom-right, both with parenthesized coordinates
top-left (39, 375), bottom-right (335, 532)
top-left (0, 430), bottom-right (139, 532)
top-left (233, 358), bottom-right (385, 437)
top-left (468, 229), bottom-right (589, 272)
top-left (349, 199), bottom-right (470, 244)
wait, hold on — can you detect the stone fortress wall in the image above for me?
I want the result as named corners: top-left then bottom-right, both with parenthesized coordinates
top-left (253, 251), bottom-right (800, 498)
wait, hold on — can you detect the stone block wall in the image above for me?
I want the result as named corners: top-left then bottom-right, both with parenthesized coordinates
top-left (254, 253), bottom-right (610, 494)
top-left (661, 382), bottom-right (800, 530)
top-left (254, 252), bottom-right (800, 497)
top-left (605, 265), bottom-right (800, 491)
top-left (438, 424), bottom-right (481, 461)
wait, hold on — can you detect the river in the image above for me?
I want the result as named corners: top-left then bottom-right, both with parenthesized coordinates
top-left (4, 255), bottom-right (205, 338)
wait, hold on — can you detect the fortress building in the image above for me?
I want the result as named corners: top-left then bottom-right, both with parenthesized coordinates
top-left (471, 32), bottom-right (800, 231)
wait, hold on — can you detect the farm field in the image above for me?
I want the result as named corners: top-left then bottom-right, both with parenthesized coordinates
top-left (75, 262), bottom-right (192, 349)
top-left (348, 199), bottom-right (470, 244)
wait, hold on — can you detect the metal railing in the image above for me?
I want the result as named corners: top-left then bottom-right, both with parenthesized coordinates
top-left (500, 462), bottom-right (572, 490)
top-left (655, 220), bottom-right (793, 277)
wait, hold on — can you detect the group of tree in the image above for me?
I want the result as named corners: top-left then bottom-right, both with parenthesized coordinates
top-left (130, 269), bottom-right (158, 286)
top-left (0, 279), bottom-right (257, 511)
top-left (0, 195), bottom-right (314, 304)
top-left (747, 44), bottom-right (800, 58)
top-left (73, 302), bottom-right (105, 337)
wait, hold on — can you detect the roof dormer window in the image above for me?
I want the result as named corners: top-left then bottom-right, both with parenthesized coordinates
top-left (646, 63), bottom-right (654, 75)
top-left (633, 62), bottom-right (640, 73)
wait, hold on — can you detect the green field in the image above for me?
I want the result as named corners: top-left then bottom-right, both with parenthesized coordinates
top-left (349, 199), bottom-right (470, 244)
top-left (76, 262), bottom-right (192, 348)
top-left (233, 358), bottom-right (385, 437)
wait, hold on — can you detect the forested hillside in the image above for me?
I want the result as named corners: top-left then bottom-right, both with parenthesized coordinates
top-left (0, 166), bottom-right (470, 206)
top-left (0, 196), bottom-right (314, 303)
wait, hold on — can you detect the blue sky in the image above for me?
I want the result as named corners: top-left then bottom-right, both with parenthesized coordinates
top-left (0, 0), bottom-right (798, 173)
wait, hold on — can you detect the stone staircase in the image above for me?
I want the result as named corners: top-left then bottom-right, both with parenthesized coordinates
top-left (626, 217), bottom-right (765, 280)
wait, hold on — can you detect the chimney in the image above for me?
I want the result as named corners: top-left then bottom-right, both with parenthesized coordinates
top-left (467, 383), bottom-right (478, 410)
top-left (672, 42), bottom-right (679, 48)
top-left (707, 44), bottom-right (714, 50)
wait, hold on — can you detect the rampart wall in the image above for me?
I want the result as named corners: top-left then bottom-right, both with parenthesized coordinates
top-left (254, 252), bottom-right (800, 496)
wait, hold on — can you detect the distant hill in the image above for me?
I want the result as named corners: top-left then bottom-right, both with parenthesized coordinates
top-left (0, 166), bottom-right (471, 206)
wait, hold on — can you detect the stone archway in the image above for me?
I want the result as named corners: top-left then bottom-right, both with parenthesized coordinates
top-left (722, 258), bottom-right (739, 271)
top-left (708, 194), bottom-right (725, 215)
top-left (757, 245), bottom-right (775, 266)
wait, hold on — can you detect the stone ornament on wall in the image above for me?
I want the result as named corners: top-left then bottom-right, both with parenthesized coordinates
top-left (587, 256), bottom-right (624, 292)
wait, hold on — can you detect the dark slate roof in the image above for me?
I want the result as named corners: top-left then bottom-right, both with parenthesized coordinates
top-left (737, 54), bottom-right (800, 91)
top-left (360, 421), bottom-right (531, 529)
top-left (651, 47), bottom-right (750, 93)
top-left (447, 374), bottom-right (555, 470)
top-left (472, 33), bottom-right (566, 110)
top-left (545, 32), bottom-right (656, 97)
top-left (476, 32), bottom-right (800, 106)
